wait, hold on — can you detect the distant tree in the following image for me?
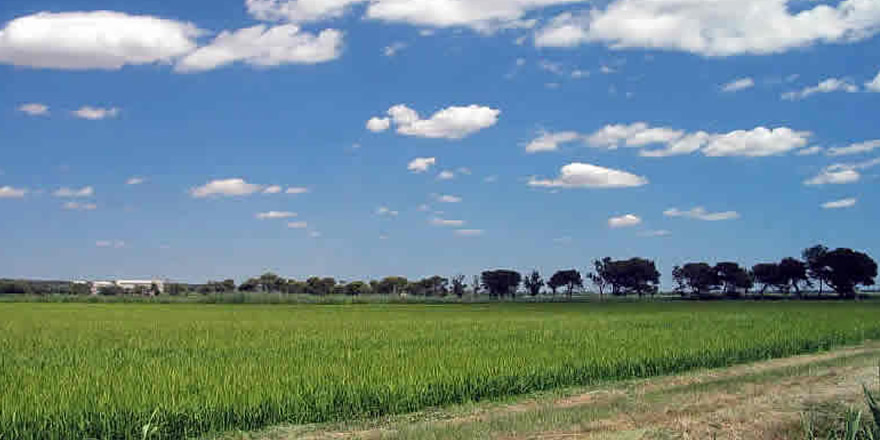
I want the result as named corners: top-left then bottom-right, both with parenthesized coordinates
top-left (71, 283), bottom-right (91, 296)
top-left (522, 270), bottom-right (544, 296)
top-left (549, 270), bottom-right (582, 298)
top-left (165, 283), bottom-right (187, 296)
top-left (222, 279), bottom-right (236, 292)
top-left (98, 285), bottom-right (123, 296)
top-left (369, 280), bottom-right (379, 293)
top-left (471, 275), bottom-right (481, 295)
top-left (604, 258), bottom-right (660, 297)
top-left (751, 263), bottom-right (781, 297)
top-left (715, 262), bottom-right (751, 298)
top-left (674, 263), bottom-right (719, 297)
top-left (424, 276), bottom-right (449, 296)
top-left (239, 278), bottom-right (260, 292)
top-left (331, 283), bottom-right (346, 295)
top-left (258, 273), bottom-right (285, 293)
top-left (588, 258), bottom-right (612, 299)
top-left (778, 257), bottom-right (810, 298)
top-left (344, 281), bottom-right (371, 296)
top-left (376, 276), bottom-right (409, 295)
top-left (451, 274), bottom-right (467, 298)
top-left (305, 277), bottom-right (336, 295)
top-left (546, 272), bottom-right (563, 295)
top-left (286, 280), bottom-right (306, 294)
top-left (817, 248), bottom-right (878, 298)
top-left (802, 245), bottom-right (830, 295)
top-left (481, 270), bottom-right (522, 299)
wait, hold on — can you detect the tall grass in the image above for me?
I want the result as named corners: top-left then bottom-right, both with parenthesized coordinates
top-left (2, 302), bottom-right (880, 438)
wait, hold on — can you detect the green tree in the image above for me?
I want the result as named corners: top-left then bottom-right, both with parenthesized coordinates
top-left (451, 274), bottom-right (467, 298)
top-left (344, 281), bottom-right (371, 296)
top-left (802, 244), bottom-right (830, 295)
top-left (481, 270), bottom-right (522, 299)
top-left (817, 248), bottom-right (878, 298)
top-left (673, 263), bottom-right (719, 297)
top-left (549, 270), bottom-right (582, 298)
top-left (522, 270), bottom-right (544, 296)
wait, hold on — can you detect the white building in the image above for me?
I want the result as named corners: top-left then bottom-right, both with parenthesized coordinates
top-left (86, 279), bottom-right (165, 295)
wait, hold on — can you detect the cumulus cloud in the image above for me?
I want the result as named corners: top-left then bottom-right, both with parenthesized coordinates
top-left (0, 186), bottom-right (27, 198)
top-left (63, 201), bottom-right (98, 211)
top-left (437, 194), bottom-right (462, 203)
top-left (370, 104), bottom-right (500, 139)
top-left (190, 178), bottom-right (263, 198)
top-left (664, 207), bottom-right (740, 221)
top-left (608, 214), bottom-right (642, 228)
top-left (721, 77), bottom-right (755, 93)
top-left (826, 140), bottom-right (880, 156)
top-left (781, 78), bottom-right (860, 100)
top-left (286, 186), bottom-right (309, 194)
top-left (528, 162), bottom-right (648, 188)
top-left (822, 198), bottom-right (857, 209)
top-left (455, 229), bottom-right (484, 237)
top-left (796, 146), bottom-right (824, 156)
top-left (586, 123), bottom-right (684, 149)
top-left (0, 11), bottom-right (200, 70)
top-left (176, 24), bottom-right (342, 72)
top-left (867, 71), bottom-right (880, 92)
top-left (262, 185), bottom-right (282, 194)
top-left (17, 103), bottom-right (49, 116)
top-left (376, 206), bottom-right (399, 217)
top-left (534, 0), bottom-right (880, 56)
top-left (72, 106), bottom-right (120, 120)
top-left (431, 217), bottom-right (465, 227)
top-left (408, 157), bottom-right (437, 173)
top-left (256, 211), bottom-right (297, 219)
top-left (802, 157), bottom-right (880, 186)
top-left (54, 186), bottom-right (94, 198)
top-left (526, 131), bottom-right (581, 153)
top-left (702, 127), bottom-right (810, 157)
top-left (437, 170), bottom-right (455, 180)
top-left (246, 0), bottom-right (364, 23)
top-left (126, 177), bottom-right (145, 185)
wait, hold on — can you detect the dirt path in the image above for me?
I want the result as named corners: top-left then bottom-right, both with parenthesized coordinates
top-left (247, 344), bottom-right (880, 440)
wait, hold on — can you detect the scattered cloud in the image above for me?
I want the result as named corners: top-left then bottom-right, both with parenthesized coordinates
top-left (528, 162), bottom-right (648, 189)
top-left (721, 77), bottom-right (754, 93)
top-left (0, 186), bottom-right (27, 198)
top-left (286, 186), bottom-right (310, 194)
top-left (639, 229), bottom-right (672, 237)
top-left (190, 178), bottom-right (262, 198)
top-left (782, 78), bottom-right (859, 100)
top-left (827, 140), bottom-right (880, 156)
top-left (72, 106), bottom-right (120, 120)
top-left (436, 194), bottom-right (462, 203)
top-left (534, 0), bottom-right (880, 56)
top-left (17, 103), bottom-right (49, 116)
top-left (867, 71), bottom-right (880, 92)
top-left (805, 167), bottom-right (861, 185)
top-left (176, 24), bottom-right (343, 72)
top-left (796, 146), bottom-right (824, 156)
top-left (431, 218), bottom-right (465, 227)
top-left (262, 185), bottom-right (282, 194)
top-left (608, 214), bottom-right (642, 228)
top-left (455, 229), bottom-right (484, 237)
top-left (309, 230), bottom-right (321, 237)
top-left (376, 206), bottom-right (399, 217)
top-left (247, 0), bottom-right (363, 23)
top-left (437, 170), bottom-right (455, 180)
top-left (126, 177), bottom-right (145, 185)
top-left (664, 207), bottom-right (740, 221)
top-left (287, 221), bottom-right (309, 229)
top-left (63, 201), bottom-right (98, 211)
top-left (821, 198), bottom-right (857, 209)
top-left (383, 41), bottom-right (407, 57)
top-left (483, 175), bottom-right (498, 183)
top-left (553, 236), bottom-right (574, 244)
top-left (586, 123), bottom-right (683, 149)
top-left (370, 104), bottom-right (500, 139)
top-left (256, 211), bottom-right (297, 219)
top-left (0, 11), bottom-right (201, 70)
top-left (96, 240), bottom-right (125, 248)
top-left (526, 130), bottom-right (581, 153)
top-left (53, 186), bottom-right (94, 198)
top-left (408, 157), bottom-right (436, 173)
top-left (702, 127), bottom-right (810, 157)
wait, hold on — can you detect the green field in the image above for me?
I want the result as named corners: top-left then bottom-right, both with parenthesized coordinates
top-left (2, 302), bottom-right (880, 439)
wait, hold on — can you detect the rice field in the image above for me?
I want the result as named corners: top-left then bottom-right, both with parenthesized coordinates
top-left (2, 301), bottom-right (880, 439)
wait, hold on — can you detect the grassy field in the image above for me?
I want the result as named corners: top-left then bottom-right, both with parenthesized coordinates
top-left (2, 302), bottom-right (880, 439)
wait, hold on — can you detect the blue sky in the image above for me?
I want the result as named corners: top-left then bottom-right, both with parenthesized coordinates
top-left (1, 0), bottom-right (878, 284)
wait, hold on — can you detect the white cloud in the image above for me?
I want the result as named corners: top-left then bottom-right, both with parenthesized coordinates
top-left (526, 131), bottom-right (581, 153)
top-left (437, 194), bottom-right (462, 203)
top-left (408, 157), bottom-right (437, 173)
top-left (437, 170), bottom-right (455, 180)
top-left (288, 221), bottom-right (309, 229)
top-left (373, 104), bottom-right (500, 140)
top-left (191, 178), bottom-right (263, 198)
top-left (608, 214), bottom-right (642, 228)
top-left (176, 24), bottom-right (343, 73)
top-left (53, 186), bottom-right (94, 198)
top-left (431, 218), bottom-right (465, 227)
top-left (821, 198), bottom-right (857, 209)
top-left (263, 185), bottom-right (282, 194)
top-left (702, 127), bottom-right (810, 157)
top-left (827, 140), bottom-right (880, 156)
top-left (286, 186), bottom-right (310, 194)
top-left (455, 229), bottom-right (484, 237)
top-left (586, 122), bottom-right (683, 149)
top-left (802, 158), bottom-right (880, 186)
top-left (72, 107), bottom-right (120, 120)
top-left (96, 240), bottom-right (125, 248)
top-left (721, 77), bottom-right (755, 93)
top-left (309, 230), bottom-right (321, 237)
top-left (0, 11), bottom-right (201, 70)
top-left (0, 186), bottom-right (27, 198)
top-left (639, 229), bottom-right (672, 237)
top-left (664, 207), bottom-right (740, 221)
top-left (529, 162), bottom-right (648, 188)
top-left (126, 177), bottom-right (145, 185)
top-left (256, 211), bottom-right (297, 219)
top-left (796, 146), bottom-right (824, 156)
top-left (376, 206), bottom-right (399, 217)
top-left (366, 116), bottom-right (391, 132)
top-left (535, 0), bottom-right (880, 56)
top-left (383, 41), bottom-right (407, 57)
top-left (782, 78), bottom-right (859, 100)
top-left (484, 175), bottom-right (498, 183)
top-left (63, 201), bottom-right (97, 211)
top-left (246, 0), bottom-right (364, 22)
top-left (365, 0), bottom-right (584, 30)
top-left (640, 132), bottom-right (711, 158)
top-left (17, 103), bottom-right (49, 116)
top-left (867, 71), bottom-right (880, 92)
